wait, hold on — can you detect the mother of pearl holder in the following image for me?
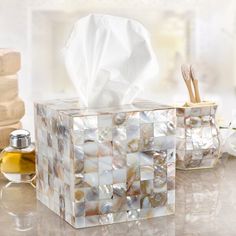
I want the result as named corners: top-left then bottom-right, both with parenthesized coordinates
top-left (34, 99), bottom-right (176, 228)
top-left (176, 102), bottom-right (221, 170)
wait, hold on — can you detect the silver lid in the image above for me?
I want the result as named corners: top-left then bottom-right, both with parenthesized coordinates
top-left (10, 129), bottom-right (31, 149)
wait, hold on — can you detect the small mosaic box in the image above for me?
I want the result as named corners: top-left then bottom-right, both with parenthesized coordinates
top-left (34, 99), bottom-right (176, 228)
top-left (176, 104), bottom-right (220, 170)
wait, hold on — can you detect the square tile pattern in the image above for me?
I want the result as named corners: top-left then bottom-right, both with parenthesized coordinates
top-left (35, 99), bottom-right (176, 228)
top-left (176, 104), bottom-right (220, 170)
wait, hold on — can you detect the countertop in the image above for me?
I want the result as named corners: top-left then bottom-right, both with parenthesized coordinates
top-left (1, 156), bottom-right (236, 236)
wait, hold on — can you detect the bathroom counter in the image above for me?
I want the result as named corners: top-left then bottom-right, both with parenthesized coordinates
top-left (0, 156), bottom-right (235, 236)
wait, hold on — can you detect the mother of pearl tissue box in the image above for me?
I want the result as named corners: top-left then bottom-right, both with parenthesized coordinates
top-left (34, 99), bottom-right (176, 228)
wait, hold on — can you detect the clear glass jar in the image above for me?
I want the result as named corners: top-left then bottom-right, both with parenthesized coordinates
top-left (0, 130), bottom-right (36, 182)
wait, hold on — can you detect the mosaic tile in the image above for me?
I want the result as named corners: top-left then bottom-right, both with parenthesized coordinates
top-left (73, 202), bottom-right (85, 217)
top-left (98, 141), bottom-right (112, 157)
top-left (140, 137), bottom-right (154, 151)
top-left (140, 180), bottom-right (153, 194)
top-left (84, 187), bottom-right (99, 201)
top-left (140, 165), bottom-right (154, 180)
top-left (99, 184), bottom-right (113, 200)
top-left (127, 152), bottom-right (140, 167)
top-left (99, 170), bottom-right (113, 185)
top-left (83, 141), bottom-right (98, 158)
top-left (113, 183), bottom-right (127, 197)
top-left (140, 111), bottom-right (154, 123)
top-left (154, 110), bottom-right (168, 122)
top-left (98, 127), bottom-right (112, 142)
top-left (84, 158), bottom-right (98, 173)
top-left (84, 173), bottom-right (99, 186)
top-left (113, 112), bottom-right (127, 126)
top-left (113, 168), bottom-right (127, 184)
top-left (112, 126), bottom-right (127, 141)
top-left (74, 188), bottom-right (85, 202)
top-left (139, 152), bottom-right (154, 166)
top-left (35, 99), bottom-right (175, 228)
top-left (126, 112), bottom-right (140, 126)
top-left (98, 114), bottom-right (112, 127)
top-left (127, 180), bottom-right (140, 196)
top-left (84, 128), bottom-right (97, 141)
top-left (98, 156), bottom-right (112, 172)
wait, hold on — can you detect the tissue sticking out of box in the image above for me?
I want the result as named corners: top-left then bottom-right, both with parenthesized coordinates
top-left (64, 14), bottom-right (159, 108)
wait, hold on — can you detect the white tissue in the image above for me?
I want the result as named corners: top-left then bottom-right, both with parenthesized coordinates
top-left (64, 14), bottom-right (159, 108)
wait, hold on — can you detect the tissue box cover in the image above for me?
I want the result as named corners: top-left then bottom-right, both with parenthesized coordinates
top-left (35, 99), bottom-right (176, 228)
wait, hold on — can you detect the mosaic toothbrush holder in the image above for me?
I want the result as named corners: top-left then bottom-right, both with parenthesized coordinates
top-left (34, 99), bottom-right (176, 229)
top-left (176, 103), bottom-right (221, 170)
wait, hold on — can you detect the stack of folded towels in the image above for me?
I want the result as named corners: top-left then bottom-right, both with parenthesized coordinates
top-left (0, 49), bottom-right (25, 149)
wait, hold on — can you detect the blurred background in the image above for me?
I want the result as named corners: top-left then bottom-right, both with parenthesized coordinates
top-left (0, 0), bottom-right (235, 134)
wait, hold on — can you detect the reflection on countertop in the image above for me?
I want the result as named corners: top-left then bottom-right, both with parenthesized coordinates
top-left (0, 182), bottom-right (37, 232)
top-left (1, 156), bottom-right (236, 236)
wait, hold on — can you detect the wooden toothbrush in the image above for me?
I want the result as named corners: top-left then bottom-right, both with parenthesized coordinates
top-left (181, 64), bottom-right (195, 103)
top-left (190, 65), bottom-right (201, 103)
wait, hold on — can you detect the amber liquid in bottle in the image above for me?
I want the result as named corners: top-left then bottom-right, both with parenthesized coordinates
top-left (0, 145), bottom-right (36, 182)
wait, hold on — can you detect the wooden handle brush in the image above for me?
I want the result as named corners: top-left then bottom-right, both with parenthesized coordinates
top-left (181, 64), bottom-right (195, 103)
top-left (190, 65), bottom-right (201, 103)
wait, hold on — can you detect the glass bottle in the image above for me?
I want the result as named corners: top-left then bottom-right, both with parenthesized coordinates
top-left (0, 130), bottom-right (36, 182)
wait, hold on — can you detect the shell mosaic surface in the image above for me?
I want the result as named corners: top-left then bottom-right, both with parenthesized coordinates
top-left (176, 105), bottom-right (220, 170)
top-left (35, 99), bottom-right (176, 228)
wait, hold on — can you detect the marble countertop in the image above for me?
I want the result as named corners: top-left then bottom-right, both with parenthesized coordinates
top-left (0, 156), bottom-right (236, 236)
